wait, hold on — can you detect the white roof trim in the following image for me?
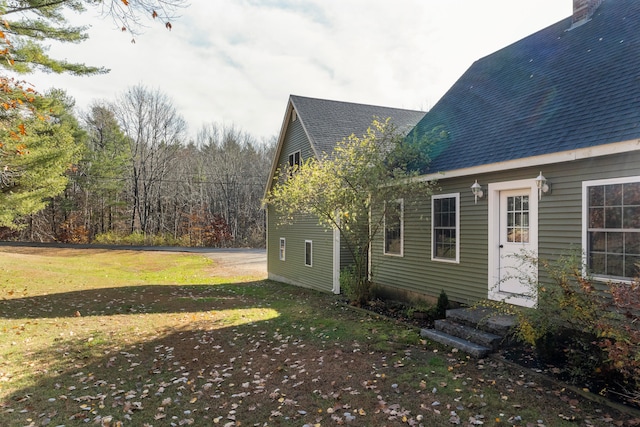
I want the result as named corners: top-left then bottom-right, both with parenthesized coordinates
top-left (415, 138), bottom-right (640, 182)
top-left (263, 96), bottom-right (326, 203)
top-left (263, 100), bottom-right (294, 203)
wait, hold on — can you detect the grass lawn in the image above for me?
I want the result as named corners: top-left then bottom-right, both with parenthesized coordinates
top-left (0, 246), bottom-right (635, 426)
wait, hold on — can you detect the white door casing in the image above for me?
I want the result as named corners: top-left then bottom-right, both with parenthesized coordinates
top-left (488, 179), bottom-right (539, 307)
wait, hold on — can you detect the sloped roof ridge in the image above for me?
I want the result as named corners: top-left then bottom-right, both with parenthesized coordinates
top-left (411, 0), bottom-right (640, 174)
top-left (289, 94), bottom-right (426, 156)
top-left (289, 94), bottom-right (423, 113)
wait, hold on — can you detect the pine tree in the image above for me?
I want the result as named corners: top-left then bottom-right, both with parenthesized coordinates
top-left (0, 0), bottom-right (183, 229)
top-left (80, 102), bottom-right (131, 235)
top-left (0, 88), bottom-right (84, 228)
top-left (0, 0), bottom-right (183, 75)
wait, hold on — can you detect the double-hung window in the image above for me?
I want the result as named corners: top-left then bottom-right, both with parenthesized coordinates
top-left (288, 151), bottom-right (301, 172)
top-left (584, 177), bottom-right (640, 280)
top-left (384, 199), bottom-right (404, 256)
top-left (432, 193), bottom-right (460, 262)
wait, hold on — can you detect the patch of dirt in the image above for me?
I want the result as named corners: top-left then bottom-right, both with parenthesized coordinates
top-left (361, 298), bottom-right (436, 329)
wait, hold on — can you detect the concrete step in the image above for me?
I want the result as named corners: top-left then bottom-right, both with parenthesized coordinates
top-left (434, 319), bottom-right (502, 350)
top-left (420, 328), bottom-right (492, 358)
top-left (445, 307), bottom-right (515, 337)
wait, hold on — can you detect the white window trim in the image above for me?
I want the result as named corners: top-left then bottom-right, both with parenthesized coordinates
top-left (288, 150), bottom-right (301, 167)
top-left (582, 175), bottom-right (640, 283)
top-left (279, 237), bottom-right (286, 261)
top-left (383, 199), bottom-right (404, 257)
top-left (305, 240), bottom-right (313, 267)
top-left (431, 193), bottom-right (460, 264)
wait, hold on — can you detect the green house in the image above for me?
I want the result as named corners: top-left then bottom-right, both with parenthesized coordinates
top-left (369, 0), bottom-right (640, 308)
top-left (266, 0), bottom-right (640, 308)
top-left (263, 95), bottom-right (425, 293)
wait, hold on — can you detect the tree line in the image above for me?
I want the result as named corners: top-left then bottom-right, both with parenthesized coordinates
top-left (0, 1), bottom-right (276, 248)
top-left (1, 85), bottom-right (276, 247)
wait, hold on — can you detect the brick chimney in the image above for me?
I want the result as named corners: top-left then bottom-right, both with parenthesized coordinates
top-left (573, 0), bottom-right (603, 24)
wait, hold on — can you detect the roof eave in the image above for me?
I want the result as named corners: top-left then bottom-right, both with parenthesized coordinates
top-left (262, 98), bottom-right (295, 204)
top-left (414, 138), bottom-right (640, 183)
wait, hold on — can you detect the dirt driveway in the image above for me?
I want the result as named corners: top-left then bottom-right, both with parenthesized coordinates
top-left (0, 242), bottom-right (267, 278)
top-left (177, 247), bottom-right (267, 277)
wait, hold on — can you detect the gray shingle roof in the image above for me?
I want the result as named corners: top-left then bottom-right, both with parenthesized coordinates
top-left (411, 0), bottom-right (640, 173)
top-left (290, 95), bottom-right (426, 156)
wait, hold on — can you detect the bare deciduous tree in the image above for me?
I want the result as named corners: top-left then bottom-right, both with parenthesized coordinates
top-left (6, 87), bottom-right (276, 248)
top-left (115, 84), bottom-right (186, 234)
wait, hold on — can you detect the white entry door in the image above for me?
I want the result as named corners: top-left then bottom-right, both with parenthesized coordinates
top-left (488, 180), bottom-right (538, 307)
top-left (498, 190), bottom-right (532, 294)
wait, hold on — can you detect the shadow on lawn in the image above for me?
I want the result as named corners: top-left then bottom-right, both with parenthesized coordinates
top-left (0, 281), bottom-right (272, 319)
top-left (0, 300), bottom-right (311, 425)
top-left (2, 286), bottom-right (638, 427)
top-left (0, 282), bottom-right (408, 426)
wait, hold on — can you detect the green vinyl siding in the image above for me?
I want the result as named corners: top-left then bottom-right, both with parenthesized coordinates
top-left (536, 152), bottom-right (640, 266)
top-left (340, 243), bottom-right (355, 270)
top-left (267, 207), bottom-right (335, 292)
top-left (371, 150), bottom-right (640, 304)
top-left (266, 109), bottom-right (336, 293)
top-left (371, 179), bottom-right (489, 304)
top-left (274, 116), bottom-right (315, 176)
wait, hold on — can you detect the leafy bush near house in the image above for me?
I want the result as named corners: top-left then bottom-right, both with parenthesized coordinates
top-left (501, 249), bottom-right (640, 402)
top-left (512, 251), bottom-right (603, 346)
top-left (340, 265), bottom-right (371, 306)
top-left (405, 290), bottom-right (449, 320)
top-left (436, 289), bottom-right (450, 318)
top-left (597, 279), bottom-right (640, 404)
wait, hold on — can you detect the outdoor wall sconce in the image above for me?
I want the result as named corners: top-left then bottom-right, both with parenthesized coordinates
top-left (535, 171), bottom-right (550, 200)
top-left (471, 180), bottom-right (484, 204)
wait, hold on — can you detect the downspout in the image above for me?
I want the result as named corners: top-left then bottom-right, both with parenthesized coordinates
top-left (332, 211), bottom-right (340, 294)
top-left (333, 226), bottom-right (340, 294)
top-left (265, 206), bottom-right (270, 279)
top-left (368, 195), bottom-right (372, 282)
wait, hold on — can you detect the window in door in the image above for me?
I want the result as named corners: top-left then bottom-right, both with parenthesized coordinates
top-left (506, 195), bottom-right (530, 243)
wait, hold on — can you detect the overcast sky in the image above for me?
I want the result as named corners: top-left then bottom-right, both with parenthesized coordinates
top-left (24, 0), bottom-right (573, 142)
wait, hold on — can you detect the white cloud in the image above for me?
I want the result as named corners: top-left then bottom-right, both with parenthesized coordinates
top-left (22, 0), bottom-right (572, 141)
